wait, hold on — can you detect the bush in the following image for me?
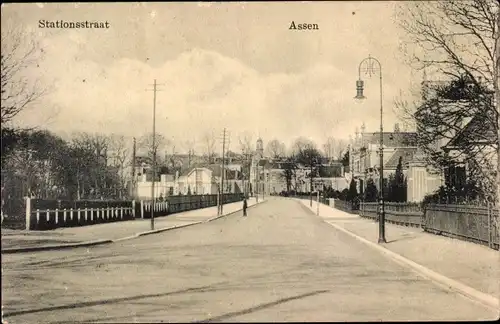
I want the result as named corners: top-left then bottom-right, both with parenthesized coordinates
top-left (364, 178), bottom-right (378, 202)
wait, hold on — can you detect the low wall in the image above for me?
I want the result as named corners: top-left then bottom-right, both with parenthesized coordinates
top-left (26, 199), bottom-right (135, 230)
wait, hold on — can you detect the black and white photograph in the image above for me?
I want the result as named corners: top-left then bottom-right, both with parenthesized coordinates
top-left (1, 1), bottom-right (499, 322)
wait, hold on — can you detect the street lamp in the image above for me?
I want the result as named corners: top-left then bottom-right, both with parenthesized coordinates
top-left (354, 55), bottom-right (386, 244)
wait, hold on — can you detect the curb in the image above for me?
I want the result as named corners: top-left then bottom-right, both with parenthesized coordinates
top-left (205, 200), bottom-right (267, 222)
top-left (133, 221), bottom-right (204, 238)
top-left (296, 198), bottom-right (500, 311)
top-left (292, 195), bottom-right (500, 311)
top-left (323, 221), bottom-right (499, 311)
top-left (1, 239), bottom-right (113, 254)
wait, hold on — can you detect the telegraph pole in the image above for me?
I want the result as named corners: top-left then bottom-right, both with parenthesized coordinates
top-left (226, 132), bottom-right (231, 196)
top-left (220, 128), bottom-right (227, 215)
top-left (495, 11), bottom-right (500, 245)
top-left (146, 79), bottom-right (163, 230)
top-left (132, 137), bottom-right (136, 199)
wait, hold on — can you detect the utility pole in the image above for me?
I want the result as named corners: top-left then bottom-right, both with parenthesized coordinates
top-left (226, 132), bottom-right (231, 196)
top-left (220, 128), bottom-right (227, 215)
top-left (146, 79), bottom-right (163, 231)
top-left (256, 161), bottom-right (259, 203)
top-left (132, 137), bottom-right (136, 199)
top-left (495, 11), bottom-right (500, 245)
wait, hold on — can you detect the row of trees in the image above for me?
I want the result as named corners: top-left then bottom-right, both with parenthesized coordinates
top-left (2, 130), bottom-right (131, 200)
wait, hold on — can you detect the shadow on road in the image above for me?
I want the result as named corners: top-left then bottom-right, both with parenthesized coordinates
top-left (194, 289), bottom-right (330, 323)
top-left (2, 282), bottom-right (227, 318)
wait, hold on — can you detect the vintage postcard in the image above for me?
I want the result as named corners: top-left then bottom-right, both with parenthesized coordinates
top-left (1, 2), bottom-right (499, 323)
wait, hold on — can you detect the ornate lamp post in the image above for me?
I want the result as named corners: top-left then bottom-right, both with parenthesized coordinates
top-left (354, 55), bottom-right (386, 244)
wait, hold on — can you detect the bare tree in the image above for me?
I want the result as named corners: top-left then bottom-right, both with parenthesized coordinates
top-left (238, 132), bottom-right (254, 188)
top-left (265, 139), bottom-right (286, 159)
top-left (109, 135), bottom-right (130, 197)
top-left (1, 22), bottom-right (47, 125)
top-left (323, 137), bottom-right (347, 162)
top-left (395, 0), bottom-right (499, 200)
top-left (290, 137), bottom-right (316, 156)
top-left (202, 130), bottom-right (217, 164)
top-left (70, 132), bottom-right (112, 198)
top-left (183, 139), bottom-right (197, 167)
top-left (238, 132), bottom-right (253, 156)
top-left (139, 132), bottom-right (167, 161)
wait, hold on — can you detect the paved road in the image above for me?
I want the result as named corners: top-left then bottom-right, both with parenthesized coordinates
top-left (2, 198), bottom-right (497, 323)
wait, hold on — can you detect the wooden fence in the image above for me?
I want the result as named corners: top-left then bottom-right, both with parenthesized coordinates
top-left (138, 194), bottom-right (243, 219)
top-left (424, 204), bottom-right (499, 250)
top-left (3, 193), bottom-right (244, 231)
top-left (358, 201), bottom-right (499, 250)
top-left (26, 199), bottom-right (135, 230)
top-left (359, 202), bottom-right (423, 228)
top-left (334, 199), bottom-right (359, 214)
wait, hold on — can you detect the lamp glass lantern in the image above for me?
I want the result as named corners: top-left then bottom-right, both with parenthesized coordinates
top-left (355, 79), bottom-right (366, 100)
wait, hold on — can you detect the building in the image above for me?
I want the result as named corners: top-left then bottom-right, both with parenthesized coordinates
top-left (348, 122), bottom-right (419, 196)
top-left (135, 163), bottom-right (245, 199)
top-left (250, 138), bottom-right (348, 195)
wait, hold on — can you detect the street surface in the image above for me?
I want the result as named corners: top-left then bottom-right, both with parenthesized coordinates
top-left (2, 197), bottom-right (498, 323)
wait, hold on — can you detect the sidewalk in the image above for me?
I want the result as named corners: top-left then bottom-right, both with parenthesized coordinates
top-left (297, 199), bottom-right (500, 300)
top-left (1, 198), bottom-right (260, 250)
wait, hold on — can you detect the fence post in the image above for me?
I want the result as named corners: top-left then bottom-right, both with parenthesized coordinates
top-left (25, 197), bottom-right (31, 231)
top-left (316, 191), bottom-right (319, 216)
top-left (25, 197), bottom-right (32, 230)
top-left (141, 200), bottom-right (144, 219)
top-left (63, 208), bottom-right (67, 223)
top-left (55, 209), bottom-right (59, 225)
top-left (487, 201), bottom-right (492, 249)
top-left (132, 200), bottom-right (136, 218)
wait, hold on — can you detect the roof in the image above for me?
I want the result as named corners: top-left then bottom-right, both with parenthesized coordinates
top-left (161, 174), bottom-right (175, 182)
top-left (361, 132), bottom-right (418, 147)
top-left (181, 164), bottom-right (242, 180)
top-left (135, 156), bottom-right (152, 165)
top-left (384, 147), bottom-right (418, 169)
top-left (318, 164), bottom-right (343, 177)
top-left (443, 113), bottom-right (496, 150)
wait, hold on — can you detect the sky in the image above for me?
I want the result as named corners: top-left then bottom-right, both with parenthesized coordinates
top-left (2, 2), bottom-right (422, 154)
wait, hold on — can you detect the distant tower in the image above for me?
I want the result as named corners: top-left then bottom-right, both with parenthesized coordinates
top-left (360, 122), bottom-right (366, 147)
top-left (256, 138), bottom-right (264, 158)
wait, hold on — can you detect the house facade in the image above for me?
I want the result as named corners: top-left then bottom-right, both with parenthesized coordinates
top-left (135, 164), bottom-right (245, 199)
top-left (348, 122), bottom-right (419, 196)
